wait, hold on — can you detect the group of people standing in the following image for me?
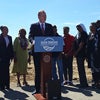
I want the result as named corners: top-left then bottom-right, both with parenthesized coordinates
top-left (0, 26), bottom-right (30, 90)
top-left (0, 10), bottom-right (100, 96)
top-left (86, 21), bottom-right (100, 88)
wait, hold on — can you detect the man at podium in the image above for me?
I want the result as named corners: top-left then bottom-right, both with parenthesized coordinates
top-left (29, 10), bottom-right (53, 94)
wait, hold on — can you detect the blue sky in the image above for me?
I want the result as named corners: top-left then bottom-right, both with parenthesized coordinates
top-left (0, 0), bottom-right (100, 41)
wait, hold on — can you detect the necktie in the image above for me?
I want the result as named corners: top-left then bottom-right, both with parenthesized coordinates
top-left (41, 23), bottom-right (44, 34)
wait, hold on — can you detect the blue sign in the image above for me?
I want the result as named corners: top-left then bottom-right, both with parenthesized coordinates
top-left (34, 36), bottom-right (64, 52)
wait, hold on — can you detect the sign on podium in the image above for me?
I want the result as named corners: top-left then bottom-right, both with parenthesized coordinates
top-left (34, 36), bottom-right (63, 99)
top-left (34, 36), bottom-right (64, 52)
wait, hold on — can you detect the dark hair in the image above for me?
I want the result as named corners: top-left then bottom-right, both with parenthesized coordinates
top-left (63, 26), bottom-right (69, 30)
top-left (0, 26), bottom-right (4, 31)
top-left (96, 20), bottom-right (100, 23)
top-left (52, 25), bottom-right (57, 29)
top-left (0, 26), bottom-right (8, 32)
top-left (76, 25), bottom-right (80, 28)
top-left (96, 20), bottom-right (100, 28)
top-left (19, 29), bottom-right (26, 35)
top-left (38, 10), bottom-right (46, 16)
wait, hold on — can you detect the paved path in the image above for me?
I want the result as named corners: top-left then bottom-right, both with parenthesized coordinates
top-left (0, 81), bottom-right (100, 100)
top-left (0, 81), bottom-right (35, 100)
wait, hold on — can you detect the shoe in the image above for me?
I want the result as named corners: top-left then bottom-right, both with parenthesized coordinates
top-left (32, 89), bottom-right (41, 95)
top-left (63, 81), bottom-right (68, 85)
top-left (68, 81), bottom-right (74, 86)
top-left (32, 90), bottom-right (36, 95)
top-left (23, 81), bottom-right (29, 86)
top-left (17, 82), bottom-right (21, 87)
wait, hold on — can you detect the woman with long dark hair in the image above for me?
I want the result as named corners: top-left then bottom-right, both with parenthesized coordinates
top-left (74, 24), bottom-right (88, 88)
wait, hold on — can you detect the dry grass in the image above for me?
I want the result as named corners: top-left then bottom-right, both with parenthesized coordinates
top-left (10, 57), bottom-right (92, 83)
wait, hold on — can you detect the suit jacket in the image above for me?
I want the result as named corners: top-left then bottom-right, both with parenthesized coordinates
top-left (29, 22), bottom-right (53, 66)
top-left (0, 34), bottom-right (14, 63)
top-left (29, 22), bottom-right (53, 39)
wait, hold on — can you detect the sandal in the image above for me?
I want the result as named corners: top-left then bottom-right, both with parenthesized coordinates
top-left (17, 82), bottom-right (21, 87)
top-left (23, 81), bottom-right (29, 86)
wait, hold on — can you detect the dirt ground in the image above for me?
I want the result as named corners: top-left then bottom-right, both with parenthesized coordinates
top-left (1, 57), bottom-right (99, 100)
top-left (1, 58), bottom-right (99, 100)
top-left (10, 57), bottom-right (92, 83)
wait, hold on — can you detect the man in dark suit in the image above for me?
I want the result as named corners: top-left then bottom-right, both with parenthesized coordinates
top-left (0, 26), bottom-right (13, 90)
top-left (29, 10), bottom-right (53, 94)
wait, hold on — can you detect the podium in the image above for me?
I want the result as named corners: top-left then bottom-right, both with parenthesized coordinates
top-left (34, 36), bottom-right (63, 99)
top-left (41, 52), bottom-right (52, 97)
